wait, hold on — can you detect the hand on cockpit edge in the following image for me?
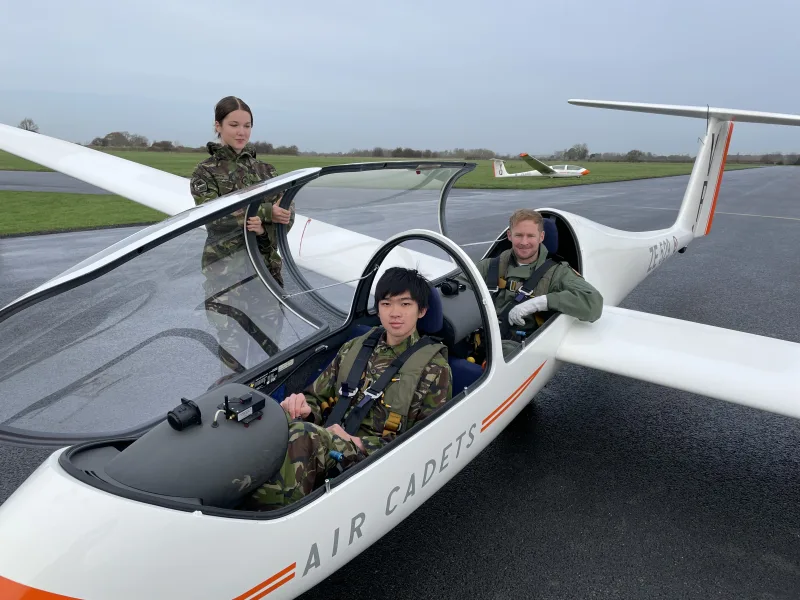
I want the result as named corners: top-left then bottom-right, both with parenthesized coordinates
top-left (326, 424), bottom-right (365, 453)
top-left (271, 204), bottom-right (292, 225)
top-left (246, 216), bottom-right (265, 236)
top-left (281, 393), bottom-right (311, 420)
top-left (508, 295), bottom-right (548, 326)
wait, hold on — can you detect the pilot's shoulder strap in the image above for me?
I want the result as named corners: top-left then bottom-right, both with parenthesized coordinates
top-left (341, 336), bottom-right (447, 436)
top-left (520, 258), bottom-right (556, 295)
top-left (324, 327), bottom-right (383, 429)
top-left (335, 327), bottom-right (383, 397)
top-left (486, 249), bottom-right (513, 292)
top-left (374, 340), bottom-right (448, 437)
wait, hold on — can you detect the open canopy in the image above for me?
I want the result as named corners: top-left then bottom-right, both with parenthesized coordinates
top-left (0, 161), bottom-right (473, 446)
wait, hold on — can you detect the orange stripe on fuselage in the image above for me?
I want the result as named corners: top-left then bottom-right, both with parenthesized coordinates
top-left (233, 562), bottom-right (296, 600)
top-left (705, 121), bottom-right (735, 235)
top-left (481, 361), bottom-right (546, 432)
top-left (249, 572), bottom-right (295, 600)
top-left (0, 576), bottom-right (79, 600)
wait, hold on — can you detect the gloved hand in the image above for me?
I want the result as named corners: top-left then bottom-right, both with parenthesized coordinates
top-left (508, 295), bottom-right (548, 326)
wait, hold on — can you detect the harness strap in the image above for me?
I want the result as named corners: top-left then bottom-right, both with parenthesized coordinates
top-left (512, 259), bottom-right (555, 302)
top-left (342, 336), bottom-right (439, 435)
top-left (324, 328), bottom-right (382, 429)
top-left (497, 258), bottom-right (556, 338)
top-left (382, 412), bottom-right (403, 437)
top-left (486, 256), bottom-right (500, 293)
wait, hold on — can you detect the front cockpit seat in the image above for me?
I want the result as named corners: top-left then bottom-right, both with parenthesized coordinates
top-left (418, 283), bottom-right (484, 394)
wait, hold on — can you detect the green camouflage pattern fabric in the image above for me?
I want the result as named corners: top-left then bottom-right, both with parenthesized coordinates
top-left (190, 143), bottom-right (293, 375)
top-left (241, 328), bottom-right (452, 510)
top-left (201, 253), bottom-right (284, 376)
top-left (190, 142), bottom-right (295, 286)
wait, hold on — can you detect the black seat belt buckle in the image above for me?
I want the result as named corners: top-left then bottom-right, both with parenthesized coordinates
top-left (357, 387), bottom-right (383, 407)
top-left (514, 288), bottom-right (534, 302)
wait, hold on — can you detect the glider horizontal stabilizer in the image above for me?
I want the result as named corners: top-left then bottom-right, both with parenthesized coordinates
top-left (568, 99), bottom-right (800, 127)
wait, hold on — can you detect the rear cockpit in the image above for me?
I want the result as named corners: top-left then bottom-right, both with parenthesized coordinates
top-left (478, 210), bottom-right (583, 275)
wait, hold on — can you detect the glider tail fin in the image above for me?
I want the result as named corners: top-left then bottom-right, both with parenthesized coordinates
top-left (492, 158), bottom-right (508, 177)
top-left (491, 158), bottom-right (510, 177)
top-left (676, 117), bottom-right (735, 237)
top-left (568, 99), bottom-right (800, 238)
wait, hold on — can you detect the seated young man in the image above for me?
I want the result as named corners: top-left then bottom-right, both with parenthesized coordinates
top-left (241, 267), bottom-right (453, 511)
top-left (469, 208), bottom-right (603, 339)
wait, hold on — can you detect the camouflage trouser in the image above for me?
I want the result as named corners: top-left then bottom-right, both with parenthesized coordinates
top-left (266, 252), bottom-right (284, 287)
top-left (240, 418), bottom-right (366, 511)
top-left (202, 254), bottom-right (285, 377)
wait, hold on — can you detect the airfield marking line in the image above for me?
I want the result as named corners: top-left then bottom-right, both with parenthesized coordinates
top-left (0, 575), bottom-right (79, 599)
top-left (234, 562), bottom-right (296, 600)
top-left (461, 240), bottom-right (495, 247)
top-left (716, 210), bottom-right (800, 221)
top-left (481, 361), bottom-right (546, 432)
top-left (598, 204), bottom-right (800, 222)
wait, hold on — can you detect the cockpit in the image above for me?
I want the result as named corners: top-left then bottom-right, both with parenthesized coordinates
top-left (550, 164), bottom-right (585, 171)
top-left (0, 161), bottom-right (582, 515)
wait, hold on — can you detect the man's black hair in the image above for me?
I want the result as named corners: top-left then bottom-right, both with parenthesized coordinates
top-left (374, 267), bottom-right (430, 310)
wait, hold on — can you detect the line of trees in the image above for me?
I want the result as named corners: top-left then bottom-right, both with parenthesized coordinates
top-left (84, 131), bottom-right (300, 155)
top-left (15, 120), bottom-right (800, 164)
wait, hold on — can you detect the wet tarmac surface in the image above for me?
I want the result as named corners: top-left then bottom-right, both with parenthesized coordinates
top-left (0, 169), bottom-right (109, 194)
top-left (1, 167), bottom-right (800, 598)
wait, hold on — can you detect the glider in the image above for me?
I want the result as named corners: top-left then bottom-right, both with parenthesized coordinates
top-left (491, 153), bottom-right (590, 178)
top-left (0, 99), bottom-right (799, 600)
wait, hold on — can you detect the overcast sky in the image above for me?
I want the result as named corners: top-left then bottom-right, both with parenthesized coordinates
top-left (2, 0), bottom-right (799, 156)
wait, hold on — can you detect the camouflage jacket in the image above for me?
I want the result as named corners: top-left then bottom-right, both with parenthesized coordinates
top-left (190, 142), bottom-right (295, 268)
top-left (304, 328), bottom-right (452, 455)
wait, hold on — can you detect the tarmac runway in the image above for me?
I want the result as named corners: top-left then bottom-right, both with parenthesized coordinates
top-left (0, 170), bottom-right (109, 194)
top-left (1, 167), bottom-right (800, 599)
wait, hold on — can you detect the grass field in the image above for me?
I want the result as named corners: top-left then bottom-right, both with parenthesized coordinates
top-left (0, 148), bottom-right (761, 189)
top-left (0, 192), bottom-right (167, 236)
top-left (0, 148), bottom-right (763, 236)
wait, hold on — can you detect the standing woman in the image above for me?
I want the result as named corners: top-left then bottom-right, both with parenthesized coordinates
top-left (191, 96), bottom-right (294, 378)
top-left (190, 95), bottom-right (294, 286)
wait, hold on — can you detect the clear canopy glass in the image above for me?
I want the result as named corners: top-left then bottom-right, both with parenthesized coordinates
top-left (0, 162), bottom-right (473, 443)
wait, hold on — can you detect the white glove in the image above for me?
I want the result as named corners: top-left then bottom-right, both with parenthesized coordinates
top-left (508, 295), bottom-right (548, 327)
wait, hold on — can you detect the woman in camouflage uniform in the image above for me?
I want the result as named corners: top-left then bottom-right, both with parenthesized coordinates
top-left (190, 96), bottom-right (295, 376)
top-left (190, 95), bottom-right (294, 286)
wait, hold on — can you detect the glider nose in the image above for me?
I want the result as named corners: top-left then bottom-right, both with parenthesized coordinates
top-left (582, 169), bottom-right (590, 175)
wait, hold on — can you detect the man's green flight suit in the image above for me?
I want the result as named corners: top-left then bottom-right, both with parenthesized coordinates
top-left (470, 245), bottom-right (603, 338)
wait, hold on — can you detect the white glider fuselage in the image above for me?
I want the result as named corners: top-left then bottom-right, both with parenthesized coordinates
top-left (0, 216), bottom-right (691, 600)
top-left (1, 102), bottom-right (800, 600)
